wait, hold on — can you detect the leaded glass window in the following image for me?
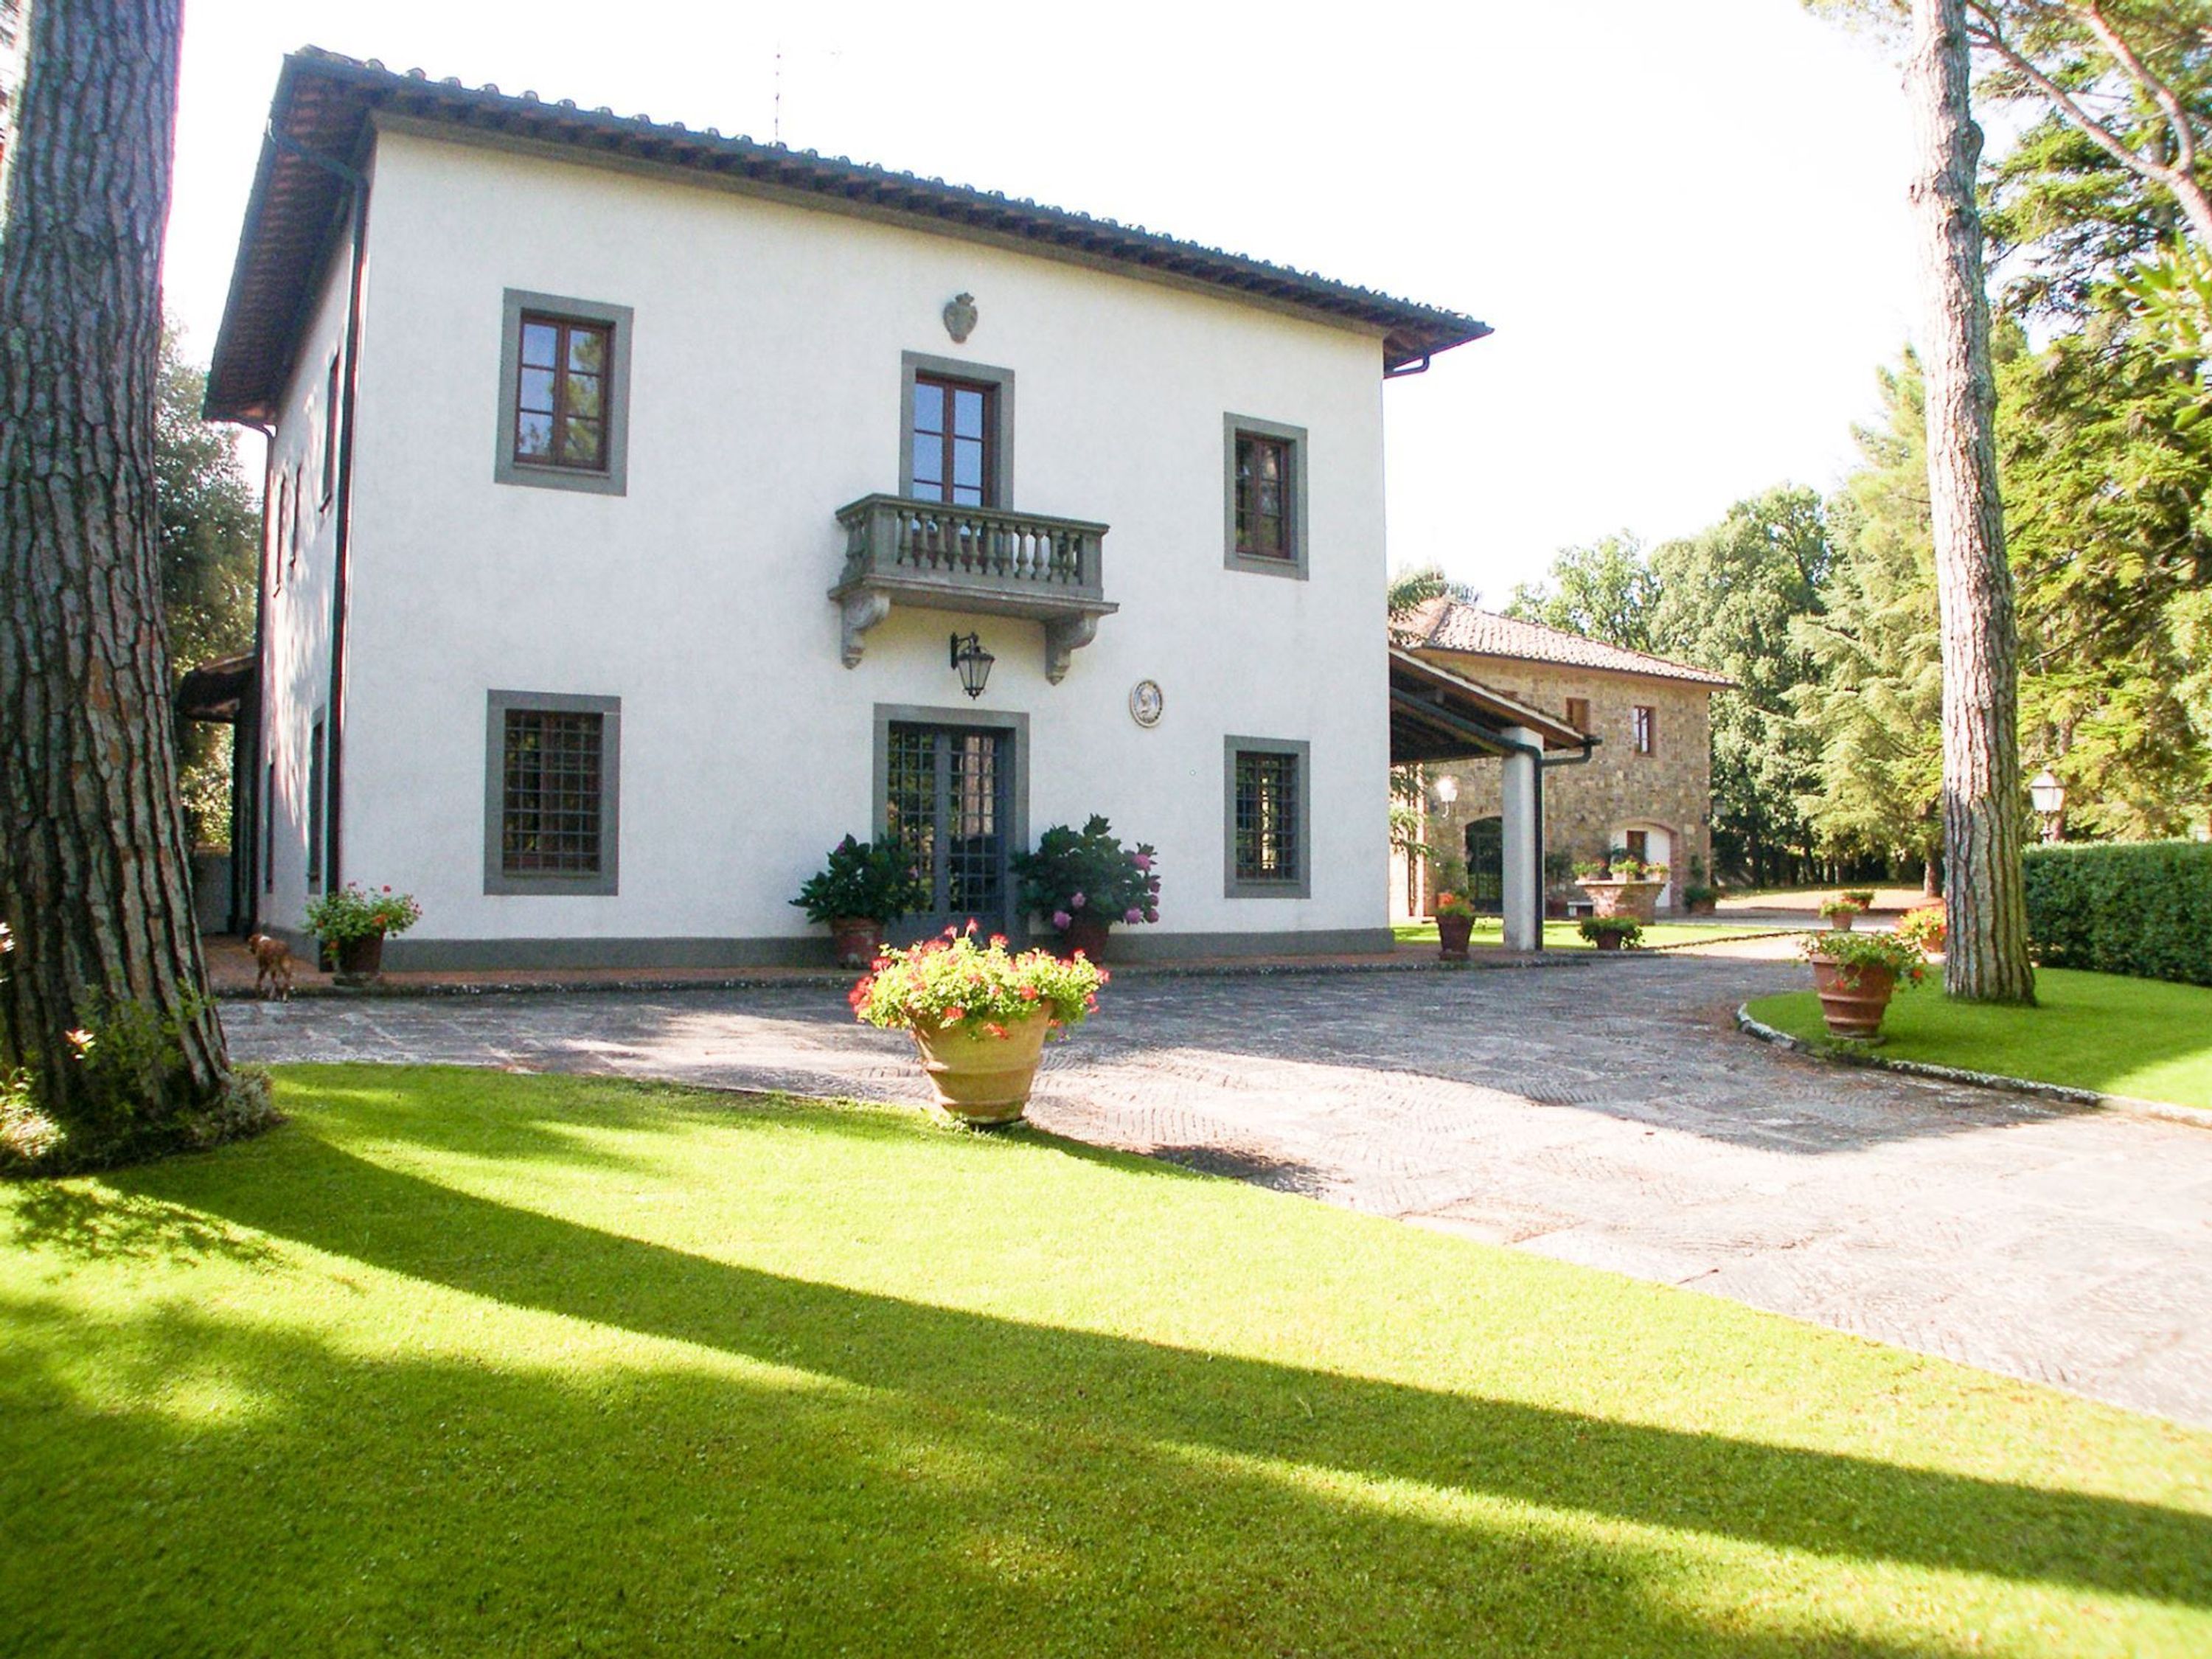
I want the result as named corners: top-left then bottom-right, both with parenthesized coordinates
top-left (1234, 748), bottom-right (1301, 883)
top-left (502, 709), bottom-right (604, 874)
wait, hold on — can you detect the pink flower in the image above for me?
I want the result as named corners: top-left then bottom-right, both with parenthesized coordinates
top-left (1052, 910), bottom-right (1072, 930)
top-left (1142, 908), bottom-right (1158, 923)
top-left (1124, 908), bottom-right (1142, 925)
top-left (990, 933), bottom-right (1008, 947)
top-left (1071, 892), bottom-right (1086, 908)
top-left (1133, 854), bottom-right (1152, 871)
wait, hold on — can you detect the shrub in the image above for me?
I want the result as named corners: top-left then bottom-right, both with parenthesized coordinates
top-left (850, 925), bottom-right (1107, 1035)
top-left (2023, 840), bottom-right (2212, 987)
top-left (1577, 917), bottom-right (1644, 947)
top-left (791, 835), bottom-right (930, 925)
top-left (305, 883), bottom-right (422, 944)
top-left (1012, 815), bottom-right (1160, 931)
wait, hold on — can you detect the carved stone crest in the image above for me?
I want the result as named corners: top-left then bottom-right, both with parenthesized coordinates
top-left (942, 292), bottom-right (978, 344)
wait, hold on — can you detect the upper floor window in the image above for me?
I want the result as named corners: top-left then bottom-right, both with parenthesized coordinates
top-left (901, 352), bottom-right (1014, 508)
top-left (1565, 697), bottom-right (1590, 732)
top-left (515, 315), bottom-right (611, 470)
top-left (1632, 705), bottom-right (1656, 755)
top-left (494, 290), bottom-right (633, 497)
top-left (1222, 415), bottom-right (1309, 580)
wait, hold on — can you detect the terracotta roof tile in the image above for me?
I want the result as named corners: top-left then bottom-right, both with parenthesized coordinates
top-left (1400, 599), bottom-right (1733, 688)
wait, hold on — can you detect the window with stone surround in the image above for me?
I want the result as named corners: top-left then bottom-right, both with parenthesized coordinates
top-left (484, 691), bottom-right (621, 895)
top-left (1632, 704), bottom-right (1656, 755)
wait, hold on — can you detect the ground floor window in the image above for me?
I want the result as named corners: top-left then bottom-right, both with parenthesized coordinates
top-left (484, 690), bottom-right (620, 895)
top-left (1225, 737), bottom-right (1311, 898)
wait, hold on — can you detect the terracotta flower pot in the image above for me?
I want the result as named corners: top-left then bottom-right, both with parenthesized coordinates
top-left (333, 931), bottom-right (385, 983)
top-left (1810, 956), bottom-right (1896, 1040)
top-left (908, 1010), bottom-right (1052, 1125)
top-left (1056, 914), bottom-right (1111, 961)
top-left (1435, 912), bottom-right (1475, 961)
top-left (1828, 911), bottom-right (1859, 932)
top-left (1592, 930), bottom-right (1627, 951)
top-left (830, 917), bottom-right (886, 969)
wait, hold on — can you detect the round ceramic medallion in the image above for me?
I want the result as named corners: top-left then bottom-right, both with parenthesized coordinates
top-left (1128, 679), bottom-right (1164, 728)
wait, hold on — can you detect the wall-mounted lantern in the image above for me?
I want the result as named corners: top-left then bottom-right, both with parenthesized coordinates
top-left (1429, 773), bottom-right (1459, 807)
top-left (951, 632), bottom-right (994, 700)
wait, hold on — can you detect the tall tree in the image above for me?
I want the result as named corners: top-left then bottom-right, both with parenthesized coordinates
top-left (1649, 487), bottom-right (1832, 886)
top-left (1503, 534), bottom-right (1659, 650)
top-left (0, 0), bottom-right (232, 1157)
top-left (1795, 358), bottom-right (1949, 877)
top-left (1909, 0), bottom-right (2039, 1001)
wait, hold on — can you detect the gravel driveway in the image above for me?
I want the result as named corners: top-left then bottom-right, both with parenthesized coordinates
top-left (223, 950), bottom-right (2212, 1427)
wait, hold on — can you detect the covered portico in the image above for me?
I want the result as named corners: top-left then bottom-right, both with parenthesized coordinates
top-left (1387, 647), bottom-right (1592, 950)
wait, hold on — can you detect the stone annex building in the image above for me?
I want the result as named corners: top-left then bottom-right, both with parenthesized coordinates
top-left (1392, 599), bottom-right (1732, 917)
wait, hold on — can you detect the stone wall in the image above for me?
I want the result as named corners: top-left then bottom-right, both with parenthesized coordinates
top-left (1408, 653), bottom-right (1715, 915)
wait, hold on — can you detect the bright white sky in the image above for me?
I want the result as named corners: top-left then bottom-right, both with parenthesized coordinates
top-left (165, 0), bottom-right (1923, 599)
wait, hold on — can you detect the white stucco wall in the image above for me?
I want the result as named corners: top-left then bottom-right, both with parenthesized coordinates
top-left (255, 218), bottom-right (355, 941)
top-left (328, 126), bottom-right (1399, 961)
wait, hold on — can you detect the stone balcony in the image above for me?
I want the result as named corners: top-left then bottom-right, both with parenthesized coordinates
top-left (830, 493), bottom-right (1117, 683)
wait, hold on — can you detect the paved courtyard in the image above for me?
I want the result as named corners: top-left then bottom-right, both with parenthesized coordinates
top-left (223, 950), bottom-right (2212, 1427)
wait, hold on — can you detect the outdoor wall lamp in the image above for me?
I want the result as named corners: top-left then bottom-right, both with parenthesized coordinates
top-left (950, 632), bottom-right (994, 700)
top-left (2030, 768), bottom-right (2067, 842)
top-left (1430, 773), bottom-right (1459, 807)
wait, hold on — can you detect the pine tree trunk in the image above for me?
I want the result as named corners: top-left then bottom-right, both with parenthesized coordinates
top-left (0, 0), bottom-right (231, 1131)
top-left (1905, 0), bottom-right (2036, 1004)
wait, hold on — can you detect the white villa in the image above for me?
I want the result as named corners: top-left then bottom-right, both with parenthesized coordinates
top-left (201, 49), bottom-right (1581, 967)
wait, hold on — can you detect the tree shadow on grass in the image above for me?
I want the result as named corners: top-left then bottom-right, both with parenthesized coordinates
top-left (129, 1128), bottom-right (2212, 1617)
top-left (6, 1182), bottom-right (279, 1267)
top-left (0, 1295), bottom-right (2027, 1659)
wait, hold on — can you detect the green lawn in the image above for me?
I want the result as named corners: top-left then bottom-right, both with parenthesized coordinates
top-left (1747, 967), bottom-right (2212, 1111)
top-left (1393, 918), bottom-right (1786, 950)
top-left (3, 1065), bottom-right (2208, 1655)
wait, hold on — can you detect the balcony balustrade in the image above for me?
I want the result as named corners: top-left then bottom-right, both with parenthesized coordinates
top-left (830, 493), bottom-right (1116, 684)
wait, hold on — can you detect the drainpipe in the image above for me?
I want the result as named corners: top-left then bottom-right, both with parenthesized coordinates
top-left (240, 415), bottom-right (275, 936)
top-left (268, 122), bottom-right (369, 896)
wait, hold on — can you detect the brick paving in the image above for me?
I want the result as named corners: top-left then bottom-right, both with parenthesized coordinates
top-left (222, 947), bottom-right (2212, 1427)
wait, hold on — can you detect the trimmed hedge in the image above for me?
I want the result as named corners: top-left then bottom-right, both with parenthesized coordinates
top-left (2023, 840), bottom-right (2212, 987)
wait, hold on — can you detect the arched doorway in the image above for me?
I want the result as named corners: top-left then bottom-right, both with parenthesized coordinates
top-left (1464, 815), bottom-right (1504, 916)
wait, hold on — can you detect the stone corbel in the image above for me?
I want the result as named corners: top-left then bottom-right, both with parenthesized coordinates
top-left (837, 589), bottom-right (892, 668)
top-left (1043, 613), bottom-right (1101, 684)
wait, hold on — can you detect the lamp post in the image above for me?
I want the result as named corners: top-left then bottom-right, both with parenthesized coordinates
top-left (2029, 768), bottom-right (2067, 844)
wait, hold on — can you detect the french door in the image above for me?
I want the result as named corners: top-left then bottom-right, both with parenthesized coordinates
top-left (885, 721), bottom-right (1015, 941)
top-left (1464, 815), bottom-right (1505, 916)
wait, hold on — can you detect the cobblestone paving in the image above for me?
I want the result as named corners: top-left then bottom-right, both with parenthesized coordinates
top-left (223, 950), bottom-right (2212, 1427)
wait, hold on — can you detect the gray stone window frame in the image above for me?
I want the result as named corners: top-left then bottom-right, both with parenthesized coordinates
top-left (1222, 414), bottom-right (1310, 580)
top-left (1223, 735), bottom-right (1312, 899)
top-left (900, 352), bottom-right (1015, 505)
top-left (484, 689), bottom-right (622, 897)
top-left (872, 701), bottom-right (1031, 936)
top-left (494, 289), bottom-right (633, 497)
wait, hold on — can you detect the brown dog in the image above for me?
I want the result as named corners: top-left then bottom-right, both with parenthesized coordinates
top-left (246, 932), bottom-right (294, 1001)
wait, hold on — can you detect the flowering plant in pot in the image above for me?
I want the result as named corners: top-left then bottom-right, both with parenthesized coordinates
top-left (849, 924), bottom-right (1108, 1124)
top-left (1820, 895), bottom-right (1868, 931)
top-left (1433, 889), bottom-right (1478, 961)
top-left (1801, 930), bottom-right (1927, 1040)
top-left (303, 884), bottom-right (422, 982)
top-left (1012, 815), bottom-right (1160, 960)
top-left (791, 835), bottom-right (931, 967)
top-left (1898, 902), bottom-right (1947, 953)
top-left (1578, 916), bottom-right (1643, 951)
top-left (1841, 888), bottom-right (1877, 909)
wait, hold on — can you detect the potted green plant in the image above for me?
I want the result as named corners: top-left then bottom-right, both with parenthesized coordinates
top-left (1820, 895), bottom-right (1867, 932)
top-left (1576, 853), bottom-right (1664, 923)
top-left (1012, 815), bottom-right (1160, 961)
top-left (1802, 930), bottom-right (1927, 1040)
top-left (792, 835), bottom-right (931, 967)
top-left (1841, 888), bottom-right (1877, 909)
top-left (303, 883), bottom-right (422, 984)
top-left (1578, 915), bottom-right (1643, 951)
top-left (849, 924), bottom-right (1109, 1124)
top-left (1433, 889), bottom-right (1477, 961)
